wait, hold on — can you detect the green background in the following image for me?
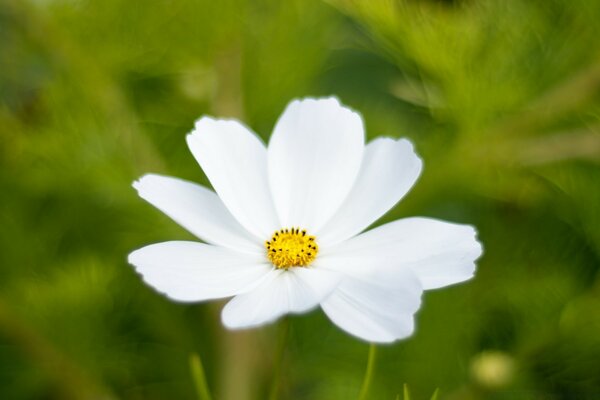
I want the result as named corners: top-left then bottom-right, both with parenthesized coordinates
top-left (1, 0), bottom-right (600, 399)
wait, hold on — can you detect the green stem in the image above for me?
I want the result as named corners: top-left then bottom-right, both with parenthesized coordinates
top-left (268, 318), bottom-right (290, 400)
top-left (358, 343), bottom-right (377, 400)
top-left (190, 352), bottom-right (213, 400)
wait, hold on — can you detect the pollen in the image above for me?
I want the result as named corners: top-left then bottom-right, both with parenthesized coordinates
top-left (265, 227), bottom-right (319, 269)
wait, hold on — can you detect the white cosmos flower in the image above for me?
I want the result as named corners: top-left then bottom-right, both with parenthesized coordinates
top-left (128, 97), bottom-right (482, 343)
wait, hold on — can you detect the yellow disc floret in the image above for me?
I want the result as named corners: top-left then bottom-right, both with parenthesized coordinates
top-left (265, 228), bottom-right (318, 269)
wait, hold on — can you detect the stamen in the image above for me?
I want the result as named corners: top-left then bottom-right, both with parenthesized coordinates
top-left (265, 227), bottom-right (318, 269)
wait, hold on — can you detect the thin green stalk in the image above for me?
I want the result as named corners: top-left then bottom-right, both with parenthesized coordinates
top-left (268, 317), bottom-right (291, 400)
top-left (358, 343), bottom-right (377, 400)
top-left (190, 352), bottom-right (213, 400)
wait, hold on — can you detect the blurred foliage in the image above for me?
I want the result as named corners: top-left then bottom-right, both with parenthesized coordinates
top-left (401, 384), bottom-right (439, 400)
top-left (1, 0), bottom-right (599, 399)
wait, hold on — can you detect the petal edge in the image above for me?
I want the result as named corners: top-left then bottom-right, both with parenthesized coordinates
top-left (268, 97), bottom-right (365, 232)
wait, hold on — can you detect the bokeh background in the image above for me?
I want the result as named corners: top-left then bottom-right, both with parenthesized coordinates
top-left (1, 0), bottom-right (600, 399)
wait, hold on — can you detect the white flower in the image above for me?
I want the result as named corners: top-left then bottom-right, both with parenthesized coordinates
top-left (128, 97), bottom-right (482, 343)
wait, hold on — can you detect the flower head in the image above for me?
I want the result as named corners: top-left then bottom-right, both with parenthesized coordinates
top-left (129, 97), bottom-right (482, 343)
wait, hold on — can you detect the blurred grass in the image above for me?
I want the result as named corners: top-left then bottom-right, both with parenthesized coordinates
top-left (1, 0), bottom-right (600, 399)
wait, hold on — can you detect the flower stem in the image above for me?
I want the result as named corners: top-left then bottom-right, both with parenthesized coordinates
top-left (268, 317), bottom-right (290, 400)
top-left (358, 343), bottom-right (377, 400)
top-left (189, 352), bottom-right (213, 400)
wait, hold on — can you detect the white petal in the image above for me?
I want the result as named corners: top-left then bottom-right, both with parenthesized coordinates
top-left (268, 97), bottom-right (364, 232)
top-left (319, 217), bottom-right (483, 290)
top-left (221, 267), bottom-right (342, 329)
top-left (317, 138), bottom-right (422, 246)
top-left (133, 174), bottom-right (261, 253)
top-left (187, 117), bottom-right (279, 240)
top-left (128, 241), bottom-right (272, 302)
top-left (320, 267), bottom-right (422, 343)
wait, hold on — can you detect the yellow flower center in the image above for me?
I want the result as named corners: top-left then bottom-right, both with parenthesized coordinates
top-left (265, 228), bottom-right (318, 269)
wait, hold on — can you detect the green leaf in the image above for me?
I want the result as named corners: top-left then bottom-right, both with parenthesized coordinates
top-left (189, 353), bottom-right (213, 400)
top-left (403, 384), bottom-right (411, 400)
